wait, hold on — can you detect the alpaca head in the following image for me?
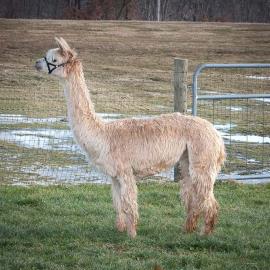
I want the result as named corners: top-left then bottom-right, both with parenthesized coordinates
top-left (35, 37), bottom-right (78, 78)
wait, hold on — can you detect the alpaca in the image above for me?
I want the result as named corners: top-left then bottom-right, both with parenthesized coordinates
top-left (35, 37), bottom-right (226, 238)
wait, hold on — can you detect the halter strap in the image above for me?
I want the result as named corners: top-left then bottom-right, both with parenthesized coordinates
top-left (44, 56), bottom-right (68, 74)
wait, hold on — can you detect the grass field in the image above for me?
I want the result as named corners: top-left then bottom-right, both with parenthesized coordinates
top-left (0, 182), bottom-right (270, 270)
top-left (0, 19), bottom-right (270, 115)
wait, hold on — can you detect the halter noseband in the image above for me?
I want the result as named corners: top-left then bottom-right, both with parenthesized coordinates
top-left (44, 56), bottom-right (68, 74)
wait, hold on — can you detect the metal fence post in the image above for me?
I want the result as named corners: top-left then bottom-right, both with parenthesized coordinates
top-left (173, 58), bottom-right (188, 182)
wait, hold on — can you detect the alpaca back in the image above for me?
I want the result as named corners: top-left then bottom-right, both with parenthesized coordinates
top-left (105, 112), bottom-right (225, 178)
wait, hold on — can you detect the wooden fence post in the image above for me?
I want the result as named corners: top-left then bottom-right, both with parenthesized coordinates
top-left (173, 58), bottom-right (188, 182)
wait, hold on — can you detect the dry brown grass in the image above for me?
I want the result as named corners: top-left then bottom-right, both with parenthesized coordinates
top-left (0, 19), bottom-right (269, 116)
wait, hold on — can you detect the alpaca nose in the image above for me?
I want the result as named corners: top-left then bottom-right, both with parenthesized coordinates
top-left (35, 60), bottom-right (42, 71)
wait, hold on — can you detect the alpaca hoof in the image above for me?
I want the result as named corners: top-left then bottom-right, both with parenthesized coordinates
top-left (202, 216), bottom-right (217, 235)
top-left (116, 220), bottom-right (126, 232)
top-left (126, 221), bottom-right (137, 238)
top-left (184, 222), bottom-right (197, 234)
top-left (184, 222), bottom-right (196, 233)
top-left (127, 228), bottom-right (137, 238)
top-left (201, 226), bottom-right (214, 236)
top-left (185, 227), bottom-right (195, 234)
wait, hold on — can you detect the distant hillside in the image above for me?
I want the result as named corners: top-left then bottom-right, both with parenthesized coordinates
top-left (0, 0), bottom-right (269, 22)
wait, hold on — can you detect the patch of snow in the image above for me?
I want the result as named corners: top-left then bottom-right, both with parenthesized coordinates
top-left (214, 123), bottom-right (270, 144)
top-left (0, 114), bottom-right (62, 125)
top-left (214, 123), bottom-right (236, 132)
top-left (238, 178), bottom-right (270, 184)
top-left (246, 75), bottom-right (270, 80)
top-left (0, 128), bottom-right (76, 151)
top-left (223, 134), bottom-right (270, 144)
top-left (0, 113), bottom-right (125, 125)
top-left (251, 98), bottom-right (270, 103)
top-left (225, 106), bottom-right (243, 112)
top-left (21, 165), bottom-right (110, 185)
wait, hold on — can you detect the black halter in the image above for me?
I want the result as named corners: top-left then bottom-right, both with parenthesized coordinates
top-left (44, 56), bottom-right (68, 74)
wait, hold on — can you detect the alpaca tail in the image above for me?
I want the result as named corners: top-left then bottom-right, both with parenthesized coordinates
top-left (217, 136), bottom-right (226, 170)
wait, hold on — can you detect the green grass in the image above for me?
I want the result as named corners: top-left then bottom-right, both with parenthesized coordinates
top-left (0, 182), bottom-right (270, 270)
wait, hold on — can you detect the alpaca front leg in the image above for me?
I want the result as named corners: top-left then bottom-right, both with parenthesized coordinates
top-left (111, 177), bottom-right (126, 232)
top-left (118, 173), bottom-right (138, 238)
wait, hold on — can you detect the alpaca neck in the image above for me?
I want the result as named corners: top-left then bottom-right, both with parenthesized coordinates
top-left (65, 64), bottom-right (94, 121)
top-left (64, 61), bottom-right (105, 159)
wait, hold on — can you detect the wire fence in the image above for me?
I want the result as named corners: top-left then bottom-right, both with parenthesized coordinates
top-left (0, 65), bottom-right (269, 185)
top-left (0, 68), bottom-right (175, 186)
top-left (194, 66), bottom-right (270, 182)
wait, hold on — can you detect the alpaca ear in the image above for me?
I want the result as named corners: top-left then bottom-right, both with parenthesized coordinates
top-left (55, 37), bottom-right (77, 59)
top-left (55, 37), bottom-right (71, 52)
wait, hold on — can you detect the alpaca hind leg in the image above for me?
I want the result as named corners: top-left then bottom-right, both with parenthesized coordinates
top-left (202, 193), bottom-right (219, 235)
top-left (111, 177), bottom-right (126, 232)
top-left (190, 171), bottom-right (218, 235)
top-left (117, 172), bottom-right (138, 238)
top-left (185, 205), bottom-right (200, 233)
top-left (179, 151), bottom-right (200, 233)
top-left (187, 141), bottom-right (220, 235)
top-left (182, 181), bottom-right (200, 233)
top-left (179, 150), bottom-right (190, 210)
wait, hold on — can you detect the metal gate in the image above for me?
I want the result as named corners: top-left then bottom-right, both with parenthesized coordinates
top-left (192, 63), bottom-right (270, 181)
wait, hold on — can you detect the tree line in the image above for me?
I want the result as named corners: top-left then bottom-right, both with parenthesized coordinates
top-left (0, 0), bottom-right (269, 22)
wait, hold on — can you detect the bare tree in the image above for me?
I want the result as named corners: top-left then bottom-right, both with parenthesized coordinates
top-left (115, 0), bottom-right (131, 19)
top-left (0, 0), bottom-right (269, 22)
top-left (157, 0), bottom-right (160, 21)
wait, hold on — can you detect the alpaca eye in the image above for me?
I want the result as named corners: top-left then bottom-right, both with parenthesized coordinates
top-left (53, 59), bottom-right (57, 63)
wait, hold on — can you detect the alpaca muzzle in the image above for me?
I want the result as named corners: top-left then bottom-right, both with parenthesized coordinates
top-left (43, 56), bottom-right (68, 74)
top-left (35, 60), bottom-right (43, 71)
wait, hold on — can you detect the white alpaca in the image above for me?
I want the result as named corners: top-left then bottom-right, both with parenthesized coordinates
top-left (35, 37), bottom-right (226, 238)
